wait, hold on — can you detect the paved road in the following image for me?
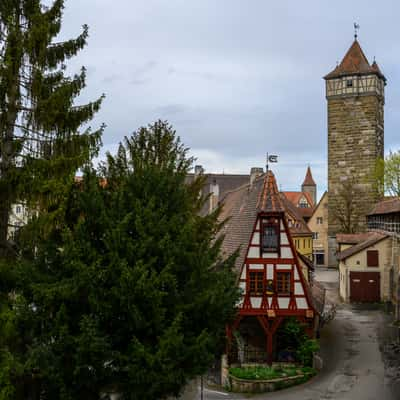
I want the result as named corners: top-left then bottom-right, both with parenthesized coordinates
top-left (202, 269), bottom-right (400, 400)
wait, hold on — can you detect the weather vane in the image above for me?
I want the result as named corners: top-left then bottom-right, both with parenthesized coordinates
top-left (266, 153), bottom-right (278, 174)
top-left (354, 22), bottom-right (360, 39)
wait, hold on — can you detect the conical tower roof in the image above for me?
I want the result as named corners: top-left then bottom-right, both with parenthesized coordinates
top-left (302, 166), bottom-right (316, 186)
top-left (324, 39), bottom-right (386, 81)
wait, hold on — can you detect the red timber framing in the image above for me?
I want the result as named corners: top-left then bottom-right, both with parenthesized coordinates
top-left (228, 211), bottom-right (317, 364)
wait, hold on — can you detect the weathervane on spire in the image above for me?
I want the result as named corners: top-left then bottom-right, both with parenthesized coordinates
top-left (354, 22), bottom-right (360, 39)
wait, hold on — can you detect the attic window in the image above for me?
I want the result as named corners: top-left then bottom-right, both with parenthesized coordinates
top-left (261, 222), bottom-right (279, 253)
top-left (299, 197), bottom-right (309, 208)
top-left (346, 79), bottom-right (353, 88)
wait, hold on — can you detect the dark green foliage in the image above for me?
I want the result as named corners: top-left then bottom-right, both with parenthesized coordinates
top-left (0, 121), bottom-right (239, 399)
top-left (278, 318), bottom-right (319, 367)
top-left (0, 0), bottom-right (104, 257)
top-left (228, 365), bottom-right (316, 380)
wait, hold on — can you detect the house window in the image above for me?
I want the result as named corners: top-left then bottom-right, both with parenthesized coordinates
top-left (276, 272), bottom-right (291, 294)
top-left (261, 222), bottom-right (279, 253)
top-left (367, 250), bottom-right (379, 267)
top-left (316, 217), bottom-right (323, 224)
top-left (312, 232), bottom-right (319, 239)
top-left (346, 79), bottom-right (353, 88)
top-left (249, 271), bottom-right (264, 295)
top-left (16, 206), bottom-right (21, 214)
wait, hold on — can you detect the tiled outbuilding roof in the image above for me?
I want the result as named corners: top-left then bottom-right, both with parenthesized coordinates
top-left (336, 232), bottom-right (388, 261)
top-left (336, 232), bottom-right (374, 245)
top-left (367, 197), bottom-right (400, 216)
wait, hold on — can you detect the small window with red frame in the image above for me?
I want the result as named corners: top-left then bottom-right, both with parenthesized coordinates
top-left (276, 272), bottom-right (291, 294)
top-left (249, 271), bottom-right (264, 295)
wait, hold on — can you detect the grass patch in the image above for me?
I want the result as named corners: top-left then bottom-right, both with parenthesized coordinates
top-left (229, 365), bottom-right (316, 381)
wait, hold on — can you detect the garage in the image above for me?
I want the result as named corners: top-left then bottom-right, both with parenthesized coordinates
top-left (350, 272), bottom-right (380, 302)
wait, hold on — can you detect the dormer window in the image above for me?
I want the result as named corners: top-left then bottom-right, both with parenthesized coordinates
top-left (298, 197), bottom-right (308, 208)
top-left (346, 79), bottom-right (353, 88)
top-left (261, 220), bottom-right (279, 253)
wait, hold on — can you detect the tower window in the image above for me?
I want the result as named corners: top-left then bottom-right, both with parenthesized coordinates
top-left (346, 79), bottom-right (353, 88)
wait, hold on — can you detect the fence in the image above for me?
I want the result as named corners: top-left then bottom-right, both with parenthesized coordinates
top-left (367, 221), bottom-right (400, 234)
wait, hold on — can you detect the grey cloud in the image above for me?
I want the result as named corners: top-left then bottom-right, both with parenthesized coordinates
top-left (61, 0), bottom-right (400, 191)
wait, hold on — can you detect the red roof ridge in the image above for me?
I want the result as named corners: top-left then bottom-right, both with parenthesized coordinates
top-left (257, 170), bottom-right (285, 212)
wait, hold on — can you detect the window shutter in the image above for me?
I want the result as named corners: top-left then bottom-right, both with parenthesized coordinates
top-left (367, 250), bottom-right (379, 267)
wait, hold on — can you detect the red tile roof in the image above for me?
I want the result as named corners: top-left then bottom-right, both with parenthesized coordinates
top-left (302, 166), bottom-right (316, 186)
top-left (336, 232), bottom-right (373, 245)
top-left (337, 232), bottom-right (388, 261)
top-left (368, 197), bottom-right (400, 216)
top-left (324, 39), bottom-right (386, 81)
top-left (282, 191), bottom-right (314, 207)
top-left (257, 171), bottom-right (285, 213)
top-left (280, 194), bottom-right (312, 235)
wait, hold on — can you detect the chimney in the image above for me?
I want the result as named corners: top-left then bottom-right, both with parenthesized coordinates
top-left (209, 178), bottom-right (220, 213)
top-left (194, 165), bottom-right (204, 176)
top-left (250, 167), bottom-right (264, 186)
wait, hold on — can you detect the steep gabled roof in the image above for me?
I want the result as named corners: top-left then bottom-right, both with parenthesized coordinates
top-left (257, 171), bottom-right (285, 213)
top-left (219, 171), bottom-right (285, 274)
top-left (324, 39), bottom-right (386, 81)
top-left (302, 166), bottom-right (316, 186)
top-left (337, 232), bottom-right (389, 261)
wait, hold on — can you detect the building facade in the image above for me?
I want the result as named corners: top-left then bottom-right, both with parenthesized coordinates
top-left (219, 171), bottom-right (318, 366)
top-left (308, 192), bottom-right (329, 268)
top-left (324, 38), bottom-right (386, 267)
top-left (337, 232), bottom-right (392, 303)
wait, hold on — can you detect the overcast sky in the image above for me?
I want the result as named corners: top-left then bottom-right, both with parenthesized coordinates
top-left (59, 0), bottom-right (400, 199)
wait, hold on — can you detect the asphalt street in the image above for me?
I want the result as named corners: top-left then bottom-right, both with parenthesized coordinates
top-left (201, 269), bottom-right (400, 400)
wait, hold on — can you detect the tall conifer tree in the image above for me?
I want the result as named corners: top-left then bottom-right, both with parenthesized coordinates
top-left (0, 121), bottom-right (238, 399)
top-left (0, 0), bottom-right (104, 256)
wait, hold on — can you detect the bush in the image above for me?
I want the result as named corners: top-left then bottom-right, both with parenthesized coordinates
top-left (229, 366), bottom-right (316, 381)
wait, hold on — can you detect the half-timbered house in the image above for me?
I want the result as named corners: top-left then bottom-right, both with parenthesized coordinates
top-left (220, 170), bottom-right (318, 365)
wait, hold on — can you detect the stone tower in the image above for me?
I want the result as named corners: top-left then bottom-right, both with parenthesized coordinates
top-left (324, 37), bottom-right (386, 266)
top-left (301, 166), bottom-right (317, 205)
